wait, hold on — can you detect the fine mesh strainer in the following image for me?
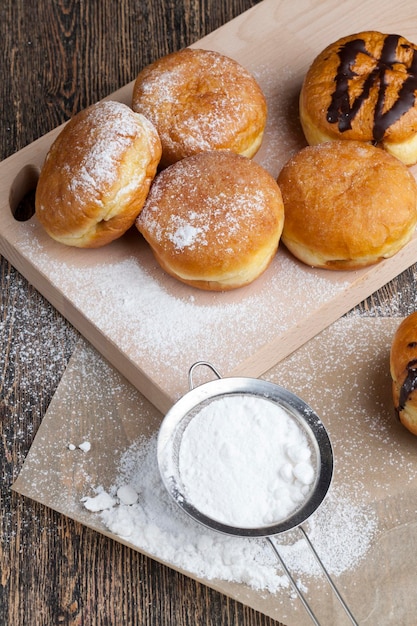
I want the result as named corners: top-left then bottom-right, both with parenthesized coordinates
top-left (157, 362), bottom-right (358, 626)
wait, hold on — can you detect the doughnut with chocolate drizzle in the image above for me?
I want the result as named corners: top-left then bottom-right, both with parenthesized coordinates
top-left (300, 31), bottom-right (417, 165)
top-left (391, 312), bottom-right (417, 435)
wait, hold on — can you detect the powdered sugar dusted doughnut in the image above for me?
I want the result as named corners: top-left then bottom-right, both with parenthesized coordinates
top-left (132, 48), bottom-right (267, 168)
top-left (136, 151), bottom-right (284, 291)
top-left (277, 140), bottom-right (417, 270)
top-left (35, 101), bottom-right (162, 248)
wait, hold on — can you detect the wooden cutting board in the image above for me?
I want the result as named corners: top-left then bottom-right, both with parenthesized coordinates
top-left (2, 0), bottom-right (417, 413)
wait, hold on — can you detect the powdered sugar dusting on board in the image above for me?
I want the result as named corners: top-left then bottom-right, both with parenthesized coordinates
top-left (17, 223), bottom-right (351, 388)
top-left (252, 63), bottom-right (306, 177)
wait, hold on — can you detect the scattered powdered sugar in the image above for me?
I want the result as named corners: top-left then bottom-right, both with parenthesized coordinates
top-left (276, 484), bottom-right (379, 579)
top-left (0, 265), bottom-right (77, 481)
top-left (252, 63), bottom-right (305, 178)
top-left (16, 225), bottom-right (351, 387)
top-left (82, 487), bottom-right (116, 512)
top-left (68, 440), bottom-right (91, 452)
top-left (116, 484), bottom-right (139, 505)
top-left (176, 395), bottom-right (315, 527)
top-left (82, 431), bottom-right (378, 595)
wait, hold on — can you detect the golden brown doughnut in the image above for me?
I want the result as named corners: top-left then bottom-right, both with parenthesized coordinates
top-left (136, 151), bottom-right (284, 291)
top-left (277, 140), bottom-right (417, 270)
top-left (35, 100), bottom-right (162, 248)
top-left (390, 312), bottom-right (417, 435)
top-left (299, 31), bottom-right (417, 165)
top-left (131, 48), bottom-right (267, 168)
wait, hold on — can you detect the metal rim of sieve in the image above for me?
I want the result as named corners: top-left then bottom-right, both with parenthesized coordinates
top-left (157, 361), bottom-right (334, 538)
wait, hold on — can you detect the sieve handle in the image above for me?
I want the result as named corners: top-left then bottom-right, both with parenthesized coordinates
top-left (266, 529), bottom-right (358, 626)
top-left (188, 361), bottom-right (222, 390)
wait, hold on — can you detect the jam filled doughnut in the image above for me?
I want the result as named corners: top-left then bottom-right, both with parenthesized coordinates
top-left (35, 100), bottom-right (162, 248)
top-left (300, 31), bottom-right (417, 165)
top-left (136, 151), bottom-right (284, 291)
top-left (277, 140), bottom-right (417, 270)
top-left (132, 48), bottom-right (267, 168)
top-left (391, 312), bottom-right (417, 435)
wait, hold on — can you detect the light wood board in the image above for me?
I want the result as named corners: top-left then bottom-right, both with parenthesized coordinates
top-left (2, 0), bottom-right (417, 413)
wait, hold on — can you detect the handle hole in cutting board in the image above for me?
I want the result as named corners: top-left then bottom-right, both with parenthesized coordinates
top-left (10, 164), bottom-right (39, 222)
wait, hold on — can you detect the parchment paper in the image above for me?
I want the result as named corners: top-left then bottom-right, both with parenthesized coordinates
top-left (13, 317), bottom-right (417, 625)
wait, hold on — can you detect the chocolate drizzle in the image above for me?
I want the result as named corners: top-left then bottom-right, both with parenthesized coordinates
top-left (399, 358), bottom-right (417, 410)
top-left (327, 34), bottom-right (417, 142)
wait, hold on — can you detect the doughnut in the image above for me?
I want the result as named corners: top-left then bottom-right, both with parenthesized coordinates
top-left (131, 48), bottom-right (267, 168)
top-left (136, 151), bottom-right (284, 291)
top-left (390, 312), bottom-right (417, 435)
top-left (35, 100), bottom-right (162, 248)
top-left (299, 31), bottom-right (417, 165)
top-left (277, 140), bottom-right (417, 270)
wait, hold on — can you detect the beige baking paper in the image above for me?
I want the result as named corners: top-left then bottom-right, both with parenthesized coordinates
top-left (13, 317), bottom-right (417, 626)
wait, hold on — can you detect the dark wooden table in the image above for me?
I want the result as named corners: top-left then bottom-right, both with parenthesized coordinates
top-left (1, 2), bottom-right (417, 625)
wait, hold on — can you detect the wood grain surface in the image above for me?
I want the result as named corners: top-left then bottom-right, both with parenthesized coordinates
top-left (1, 1), bottom-right (417, 625)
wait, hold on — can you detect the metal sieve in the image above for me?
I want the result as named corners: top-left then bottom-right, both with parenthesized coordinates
top-left (157, 362), bottom-right (358, 626)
